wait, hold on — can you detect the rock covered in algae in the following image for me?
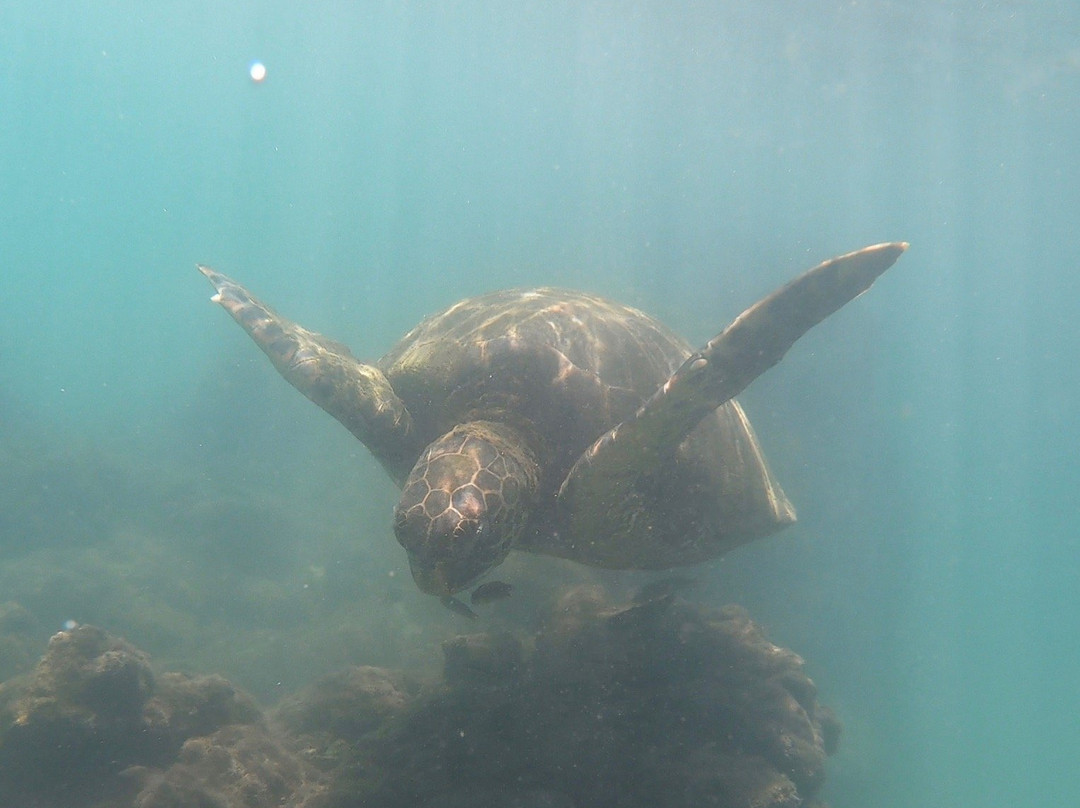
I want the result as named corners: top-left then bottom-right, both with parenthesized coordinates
top-left (147, 671), bottom-right (264, 740)
top-left (0, 624), bottom-right (276, 807)
top-left (130, 723), bottom-right (320, 808)
top-left (293, 587), bottom-right (841, 808)
top-left (0, 594), bottom-right (840, 808)
top-left (275, 664), bottom-right (419, 741)
top-left (0, 623), bottom-right (164, 800)
top-left (441, 631), bottom-right (523, 685)
top-left (12, 623), bottom-right (155, 724)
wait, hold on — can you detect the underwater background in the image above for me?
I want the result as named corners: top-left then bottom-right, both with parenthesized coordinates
top-left (1, 2), bottom-right (1078, 806)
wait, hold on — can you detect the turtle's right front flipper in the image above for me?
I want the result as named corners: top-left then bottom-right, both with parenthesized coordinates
top-left (198, 266), bottom-right (420, 483)
top-left (558, 243), bottom-right (906, 550)
top-left (577, 242), bottom-right (907, 460)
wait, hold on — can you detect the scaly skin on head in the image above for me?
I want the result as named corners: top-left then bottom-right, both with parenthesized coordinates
top-left (394, 421), bottom-right (540, 595)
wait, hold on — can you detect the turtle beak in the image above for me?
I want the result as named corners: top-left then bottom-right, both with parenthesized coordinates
top-left (407, 550), bottom-right (491, 597)
top-left (406, 554), bottom-right (456, 597)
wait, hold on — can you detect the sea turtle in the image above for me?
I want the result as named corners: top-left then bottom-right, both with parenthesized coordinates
top-left (199, 242), bottom-right (906, 599)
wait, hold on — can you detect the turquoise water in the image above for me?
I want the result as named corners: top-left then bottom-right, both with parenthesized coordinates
top-left (2, 2), bottom-right (1078, 805)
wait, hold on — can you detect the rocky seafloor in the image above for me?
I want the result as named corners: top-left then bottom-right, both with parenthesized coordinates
top-left (0, 587), bottom-right (839, 808)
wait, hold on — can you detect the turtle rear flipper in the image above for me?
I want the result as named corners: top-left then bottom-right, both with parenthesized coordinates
top-left (558, 242), bottom-right (907, 542)
top-left (198, 266), bottom-right (421, 482)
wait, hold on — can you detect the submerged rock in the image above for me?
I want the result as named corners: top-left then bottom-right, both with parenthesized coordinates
top-left (0, 624), bottom-right (274, 807)
top-left (0, 594), bottom-right (840, 808)
top-left (130, 724), bottom-right (318, 808)
top-left (422, 787), bottom-right (576, 808)
top-left (147, 672), bottom-right (264, 740)
top-left (275, 664), bottom-right (419, 741)
top-left (0, 624), bottom-right (166, 801)
top-left (441, 632), bottom-right (523, 686)
top-left (296, 588), bottom-right (840, 808)
top-left (13, 624), bottom-right (156, 725)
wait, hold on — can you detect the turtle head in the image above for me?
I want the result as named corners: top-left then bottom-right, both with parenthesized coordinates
top-left (393, 421), bottom-right (540, 596)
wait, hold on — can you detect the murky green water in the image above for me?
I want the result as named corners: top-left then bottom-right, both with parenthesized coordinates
top-left (2, 3), bottom-right (1077, 805)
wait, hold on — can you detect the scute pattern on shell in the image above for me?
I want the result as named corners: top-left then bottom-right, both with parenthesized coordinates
top-left (382, 287), bottom-right (692, 402)
top-left (378, 288), bottom-right (697, 480)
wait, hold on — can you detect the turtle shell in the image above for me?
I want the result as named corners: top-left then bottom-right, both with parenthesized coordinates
top-left (377, 288), bottom-right (792, 567)
top-left (380, 289), bottom-right (681, 473)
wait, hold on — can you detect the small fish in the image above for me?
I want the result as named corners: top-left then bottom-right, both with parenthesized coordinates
top-left (470, 580), bottom-right (513, 606)
top-left (440, 595), bottom-right (478, 619)
top-left (631, 575), bottom-right (697, 604)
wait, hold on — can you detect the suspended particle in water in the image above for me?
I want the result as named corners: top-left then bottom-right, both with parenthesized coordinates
top-left (249, 61), bottom-right (267, 83)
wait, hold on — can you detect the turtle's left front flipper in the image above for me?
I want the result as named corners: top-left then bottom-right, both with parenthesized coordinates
top-left (559, 242), bottom-right (907, 519)
top-left (198, 266), bottom-right (421, 482)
